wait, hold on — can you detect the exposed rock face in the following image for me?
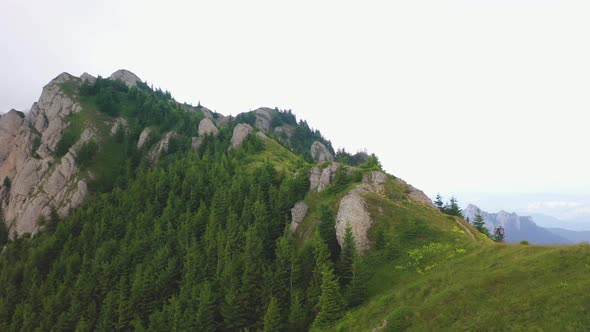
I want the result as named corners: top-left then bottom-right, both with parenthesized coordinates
top-left (137, 127), bottom-right (153, 150)
top-left (198, 118), bottom-right (219, 137)
top-left (149, 131), bottom-right (177, 162)
top-left (109, 69), bottom-right (141, 87)
top-left (309, 162), bottom-right (339, 192)
top-left (311, 141), bottom-right (333, 162)
top-left (290, 201), bottom-right (308, 233)
top-left (0, 72), bottom-right (99, 236)
top-left (253, 107), bottom-right (274, 131)
top-left (335, 171), bottom-right (389, 255)
top-left (80, 72), bottom-right (96, 85)
top-left (0, 110), bottom-right (31, 184)
top-left (274, 124), bottom-right (295, 139)
top-left (110, 117), bottom-right (128, 136)
top-left (230, 123), bottom-right (253, 149)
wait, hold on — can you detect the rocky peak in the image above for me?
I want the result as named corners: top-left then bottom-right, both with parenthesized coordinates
top-left (109, 69), bottom-right (141, 87)
top-left (80, 72), bottom-right (97, 85)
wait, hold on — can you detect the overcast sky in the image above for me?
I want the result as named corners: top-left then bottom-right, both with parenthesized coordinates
top-left (2, 0), bottom-right (590, 221)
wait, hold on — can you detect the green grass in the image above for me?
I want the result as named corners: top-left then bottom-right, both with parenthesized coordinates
top-left (333, 243), bottom-right (590, 331)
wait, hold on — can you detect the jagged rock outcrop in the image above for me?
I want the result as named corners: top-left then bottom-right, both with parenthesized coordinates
top-left (198, 118), bottom-right (219, 137)
top-left (110, 117), bottom-right (128, 136)
top-left (191, 118), bottom-right (220, 151)
top-left (309, 162), bottom-right (340, 192)
top-left (149, 131), bottom-right (177, 162)
top-left (290, 201), bottom-right (308, 233)
top-left (0, 72), bottom-right (98, 236)
top-left (137, 127), bottom-right (153, 150)
top-left (0, 110), bottom-right (31, 184)
top-left (109, 69), bottom-right (141, 87)
top-left (80, 72), bottom-right (96, 85)
top-left (335, 171), bottom-right (389, 255)
top-left (253, 107), bottom-right (275, 131)
top-left (230, 123), bottom-right (253, 149)
top-left (311, 141), bottom-right (333, 162)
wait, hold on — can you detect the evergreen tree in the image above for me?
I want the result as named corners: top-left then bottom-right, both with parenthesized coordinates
top-left (288, 292), bottom-right (307, 332)
top-left (318, 204), bottom-right (339, 261)
top-left (434, 194), bottom-right (444, 210)
top-left (337, 224), bottom-right (356, 287)
top-left (263, 297), bottom-right (282, 332)
top-left (196, 283), bottom-right (216, 332)
top-left (472, 210), bottom-right (490, 237)
top-left (347, 258), bottom-right (369, 308)
top-left (311, 265), bottom-right (344, 330)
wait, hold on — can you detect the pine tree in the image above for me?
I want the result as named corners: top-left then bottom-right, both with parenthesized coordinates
top-left (318, 204), bottom-right (339, 261)
top-left (288, 291), bottom-right (307, 332)
top-left (263, 297), bottom-right (282, 332)
top-left (347, 257), bottom-right (369, 307)
top-left (434, 194), bottom-right (444, 210)
top-left (337, 224), bottom-right (356, 287)
top-left (472, 210), bottom-right (490, 237)
top-left (196, 282), bottom-right (216, 332)
top-left (311, 265), bottom-right (344, 330)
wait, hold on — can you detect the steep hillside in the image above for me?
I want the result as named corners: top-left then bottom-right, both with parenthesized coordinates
top-left (1, 71), bottom-right (589, 331)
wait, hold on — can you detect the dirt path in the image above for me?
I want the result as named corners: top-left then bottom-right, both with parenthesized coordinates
top-left (455, 217), bottom-right (476, 240)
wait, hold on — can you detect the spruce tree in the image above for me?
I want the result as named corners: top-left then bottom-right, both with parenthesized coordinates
top-left (434, 194), bottom-right (444, 210)
top-left (337, 224), bottom-right (356, 287)
top-left (263, 297), bottom-right (282, 332)
top-left (473, 211), bottom-right (490, 237)
top-left (347, 257), bottom-right (369, 307)
top-left (196, 283), bottom-right (216, 332)
top-left (288, 291), bottom-right (307, 332)
top-left (318, 204), bottom-right (340, 261)
top-left (311, 265), bottom-right (344, 330)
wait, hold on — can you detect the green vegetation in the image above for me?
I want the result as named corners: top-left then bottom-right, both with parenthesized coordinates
top-left (0, 75), bottom-right (588, 331)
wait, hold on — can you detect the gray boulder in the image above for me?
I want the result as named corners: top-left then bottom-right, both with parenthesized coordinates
top-left (198, 118), bottom-right (219, 137)
top-left (290, 201), bottom-right (309, 233)
top-left (309, 162), bottom-right (340, 192)
top-left (230, 123), bottom-right (253, 149)
top-left (137, 127), bottom-right (152, 150)
top-left (311, 141), bottom-right (333, 162)
top-left (109, 69), bottom-right (141, 87)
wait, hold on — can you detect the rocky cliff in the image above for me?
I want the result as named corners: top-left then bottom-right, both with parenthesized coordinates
top-left (0, 71), bottom-right (143, 236)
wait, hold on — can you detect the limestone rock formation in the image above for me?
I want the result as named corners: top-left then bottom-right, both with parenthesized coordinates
top-left (0, 72), bottom-right (99, 236)
top-left (290, 201), bottom-right (308, 233)
top-left (137, 127), bottom-right (153, 150)
top-left (191, 136), bottom-right (204, 151)
top-left (80, 72), bottom-right (96, 85)
top-left (110, 117), bottom-right (128, 136)
top-left (149, 131), bottom-right (177, 162)
top-left (198, 118), bottom-right (219, 137)
top-left (335, 172), bottom-right (388, 255)
top-left (309, 162), bottom-right (339, 192)
top-left (109, 69), bottom-right (141, 87)
top-left (230, 123), bottom-right (253, 149)
top-left (311, 141), bottom-right (333, 162)
top-left (253, 107), bottom-right (275, 131)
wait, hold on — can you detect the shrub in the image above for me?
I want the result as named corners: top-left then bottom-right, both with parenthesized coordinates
top-left (520, 240), bottom-right (529, 245)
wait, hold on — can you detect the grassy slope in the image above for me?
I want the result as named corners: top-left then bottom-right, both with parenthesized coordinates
top-left (328, 179), bottom-right (590, 331)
